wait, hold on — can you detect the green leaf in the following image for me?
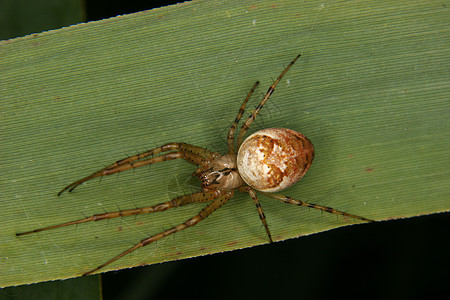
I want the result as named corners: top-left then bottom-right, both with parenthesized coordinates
top-left (1, 0), bottom-right (449, 287)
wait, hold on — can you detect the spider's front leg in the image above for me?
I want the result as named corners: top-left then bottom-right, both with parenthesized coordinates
top-left (16, 190), bottom-right (224, 236)
top-left (58, 143), bottom-right (219, 195)
top-left (82, 190), bottom-right (234, 276)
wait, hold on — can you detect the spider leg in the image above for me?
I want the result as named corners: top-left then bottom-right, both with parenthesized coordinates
top-left (240, 186), bottom-right (273, 242)
top-left (58, 143), bottom-right (219, 195)
top-left (114, 143), bottom-right (218, 166)
top-left (262, 192), bottom-right (374, 222)
top-left (16, 190), bottom-right (224, 237)
top-left (82, 190), bottom-right (234, 275)
top-left (227, 81), bottom-right (259, 155)
top-left (236, 54), bottom-right (301, 147)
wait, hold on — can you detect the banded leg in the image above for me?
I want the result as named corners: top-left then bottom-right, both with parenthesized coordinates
top-left (83, 190), bottom-right (234, 275)
top-left (263, 192), bottom-right (374, 222)
top-left (227, 81), bottom-right (259, 155)
top-left (240, 186), bottom-right (273, 242)
top-left (59, 143), bottom-right (219, 195)
top-left (236, 54), bottom-right (301, 147)
top-left (16, 190), bottom-right (225, 236)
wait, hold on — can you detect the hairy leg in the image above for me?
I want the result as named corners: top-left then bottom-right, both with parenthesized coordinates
top-left (263, 192), bottom-right (374, 222)
top-left (240, 186), bottom-right (273, 242)
top-left (236, 54), bottom-right (301, 147)
top-left (83, 190), bottom-right (234, 275)
top-left (58, 143), bottom-right (219, 195)
top-left (227, 81), bottom-right (259, 154)
top-left (16, 190), bottom-right (225, 236)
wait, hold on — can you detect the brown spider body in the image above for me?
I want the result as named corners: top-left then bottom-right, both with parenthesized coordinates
top-left (196, 154), bottom-right (244, 191)
top-left (237, 128), bottom-right (314, 192)
top-left (17, 54), bottom-right (373, 276)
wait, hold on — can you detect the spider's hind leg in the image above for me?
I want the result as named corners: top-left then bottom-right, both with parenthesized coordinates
top-left (263, 192), bottom-right (374, 222)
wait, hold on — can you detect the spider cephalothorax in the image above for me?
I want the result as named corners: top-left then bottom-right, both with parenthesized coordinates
top-left (17, 54), bottom-right (373, 276)
top-left (196, 154), bottom-right (244, 191)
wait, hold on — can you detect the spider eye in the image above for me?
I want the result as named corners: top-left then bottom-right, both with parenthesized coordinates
top-left (236, 128), bottom-right (314, 192)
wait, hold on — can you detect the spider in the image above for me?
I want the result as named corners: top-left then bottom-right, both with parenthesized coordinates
top-left (17, 54), bottom-right (373, 276)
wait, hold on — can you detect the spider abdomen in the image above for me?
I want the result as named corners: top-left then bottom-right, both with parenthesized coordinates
top-left (236, 128), bottom-right (314, 192)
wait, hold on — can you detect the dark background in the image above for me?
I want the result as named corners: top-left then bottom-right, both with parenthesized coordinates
top-left (103, 214), bottom-right (449, 299)
top-left (85, 0), bottom-right (182, 21)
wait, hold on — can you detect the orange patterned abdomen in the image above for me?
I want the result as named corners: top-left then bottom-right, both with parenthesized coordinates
top-left (236, 128), bottom-right (314, 192)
